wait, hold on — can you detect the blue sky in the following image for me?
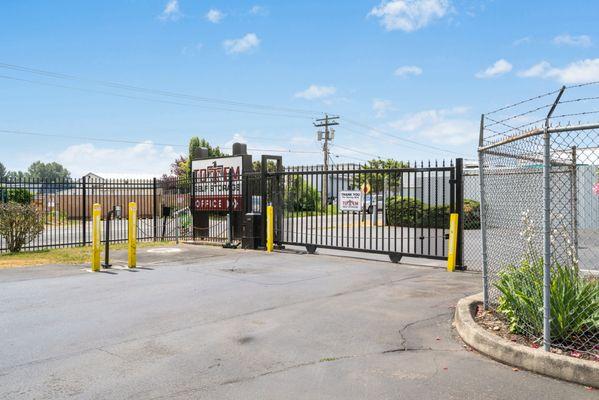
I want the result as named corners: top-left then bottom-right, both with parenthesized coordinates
top-left (1, 0), bottom-right (598, 177)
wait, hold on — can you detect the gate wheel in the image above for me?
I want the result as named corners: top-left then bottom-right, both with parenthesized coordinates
top-left (389, 253), bottom-right (402, 263)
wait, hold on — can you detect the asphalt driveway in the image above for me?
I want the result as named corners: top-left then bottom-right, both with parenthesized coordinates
top-left (0, 245), bottom-right (593, 399)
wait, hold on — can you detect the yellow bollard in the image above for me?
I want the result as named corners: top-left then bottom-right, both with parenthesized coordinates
top-left (266, 205), bottom-right (274, 252)
top-left (447, 213), bottom-right (459, 272)
top-left (91, 203), bottom-right (102, 271)
top-left (128, 202), bottom-right (137, 268)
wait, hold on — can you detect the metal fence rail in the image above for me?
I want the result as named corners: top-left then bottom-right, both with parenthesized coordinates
top-left (0, 176), bottom-right (193, 252)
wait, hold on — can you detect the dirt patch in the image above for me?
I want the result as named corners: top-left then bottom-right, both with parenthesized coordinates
top-left (474, 304), bottom-right (599, 363)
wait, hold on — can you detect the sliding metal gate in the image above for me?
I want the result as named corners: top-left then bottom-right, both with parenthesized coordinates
top-left (272, 160), bottom-right (463, 264)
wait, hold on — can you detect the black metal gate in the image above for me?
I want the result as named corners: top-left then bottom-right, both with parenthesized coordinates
top-left (269, 160), bottom-right (464, 265)
top-left (188, 157), bottom-right (464, 266)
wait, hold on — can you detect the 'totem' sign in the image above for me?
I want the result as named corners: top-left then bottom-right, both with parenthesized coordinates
top-left (339, 190), bottom-right (362, 211)
top-left (191, 156), bottom-right (244, 211)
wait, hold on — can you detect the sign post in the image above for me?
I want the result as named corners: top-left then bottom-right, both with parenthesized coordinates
top-left (91, 203), bottom-right (101, 272)
top-left (128, 202), bottom-right (137, 268)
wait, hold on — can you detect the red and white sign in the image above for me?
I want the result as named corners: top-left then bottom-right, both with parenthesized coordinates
top-left (191, 156), bottom-right (244, 211)
top-left (339, 190), bottom-right (362, 211)
top-left (194, 196), bottom-right (241, 211)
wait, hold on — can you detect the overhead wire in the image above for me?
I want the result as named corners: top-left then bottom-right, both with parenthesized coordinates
top-left (0, 62), bottom-right (320, 116)
top-left (1, 61), bottom-right (476, 159)
top-left (342, 118), bottom-right (471, 157)
top-left (0, 128), bottom-right (320, 155)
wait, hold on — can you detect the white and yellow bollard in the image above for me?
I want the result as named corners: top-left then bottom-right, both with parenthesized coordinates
top-left (447, 213), bottom-right (459, 272)
top-left (91, 203), bottom-right (102, 272)
top-left (266, 205), bottom-right (274, 253)
top-left (128, 202), bottom-right (137, 268)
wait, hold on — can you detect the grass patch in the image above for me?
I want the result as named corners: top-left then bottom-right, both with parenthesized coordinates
top-left (0, 241), bottom-right (175, 269)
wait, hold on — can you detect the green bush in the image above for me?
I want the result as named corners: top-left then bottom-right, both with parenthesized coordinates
top-left (463, 199), bottom-right (480, 230)
top-left (385, 196), bottom-right (480, 230)
top-left (0, 202), bottom-right (45, 252)
top-left (0, 188), bottom-right (33, 204)
top-left (385, 196), bottom-right (449, 228)
top-left (286, 176), bottom-right (320, 212)
top-left (495, 259), bottom-right (599, 343)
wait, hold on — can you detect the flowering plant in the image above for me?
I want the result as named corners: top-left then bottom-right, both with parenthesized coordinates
top-left (593, 182), bottom-right (599, 196)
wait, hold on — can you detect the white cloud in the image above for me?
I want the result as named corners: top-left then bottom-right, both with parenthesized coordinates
top-left (159, 0), bottom-right (181, 21)
top-left (249, 5), bottom-right (268, 16)
top-left (205, 8), bottom-right (225, 23)
top-left (368, 0), bottom-right (450, 32)
top-left (553, 34), bottom-right (592, 48)
top-left (513, 36), bottom-right (531, 46)
top-left (394, 65), bottom-right (422, 77)
top-left (475, 59), bottom-right (512, 79)
top-left (55, 142), bottom-right (181, 178)
top-left (225, 132), bottom-right (247, 148)
top-left (517, 61), bottom-right (551, 78)
top-left (389, 107), bottom-right (476, 145)
top-left (372, 99), bottom-right (393, 118)
top-left (223, 33), bottom-right (260, 54)
top-left (518, 59), bottom-right (599, 84)
top-left (294, 85), bottom-right (337, 100)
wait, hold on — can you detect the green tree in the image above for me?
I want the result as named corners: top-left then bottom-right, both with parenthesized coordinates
top-left (170, 137), bottom-right (228, 178)
top-left (4, 170), bottom-right (28, 181)
top-left (27, 161), bottom-right (71, 182)
top-left (0, 162), bottom-right (6, 180)
top-left (252, 160), bottom-right (278, 172)
top-left (356, 158), bottom-right (408, 193)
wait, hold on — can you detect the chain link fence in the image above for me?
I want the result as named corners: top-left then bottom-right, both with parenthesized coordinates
top-left (479, 84), bottom-right (599, 359)
top-left (463, 168), bottom-right (482, 271)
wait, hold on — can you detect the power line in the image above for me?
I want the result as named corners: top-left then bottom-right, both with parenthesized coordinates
top-left (1, 61), bottom-right (472, 158)
top-left (0, 74), bottom-right (314, 120)
top-left (0, 62), bottom-right (321, 116)
top-left (0, 128), bottom-right (320, 154)
top-left (331, 143), bottom-right (381, 159)
top-left (342, 122), bottom-right (470, 157)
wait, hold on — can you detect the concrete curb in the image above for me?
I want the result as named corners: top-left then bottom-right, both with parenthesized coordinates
top-left (454, 293), bottom-right (598, 388)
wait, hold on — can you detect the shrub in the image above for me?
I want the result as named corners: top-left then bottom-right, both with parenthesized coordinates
top-left (0, 202), bottom-right (45, 252)
top-left (0, 187), bottom-right (34, 204)
top-left (495, 259), bottom-right (599, 343)
top-left (385, 196), bottom-right (449, 228)
top-left (385, 196), bottom-right (480, 230)
top-left (463, 199), bottom-right (480, 230)
top-left (286, 176), bottom-right (320, 212)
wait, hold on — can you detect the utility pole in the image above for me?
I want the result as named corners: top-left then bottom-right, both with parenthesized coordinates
top-left (314, 114), bottom-right (339, 207)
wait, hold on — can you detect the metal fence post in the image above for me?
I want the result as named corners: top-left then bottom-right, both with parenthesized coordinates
top-left (153, 177), bottom-right (158, 241)
top-left (81, 176), bottom-right (87, 246)
top-left (455, 158), bottom-right (465, 270)
top-left (478, 114), bottom-right (490, 309)
top-left (542, 86), bottom-right (565, 352)
top-left (570, 146), bottom-right (579, 261)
